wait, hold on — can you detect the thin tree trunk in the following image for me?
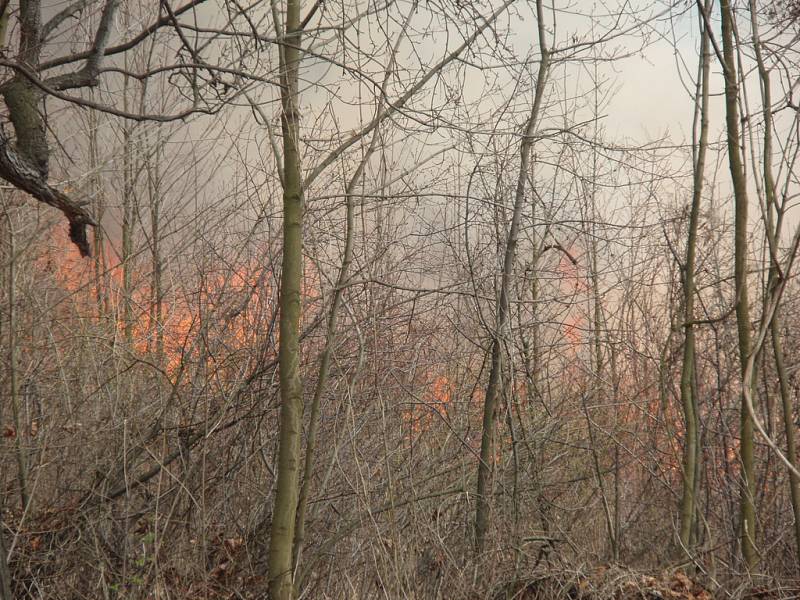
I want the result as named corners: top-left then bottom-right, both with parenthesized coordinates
top-left (290, 14), bottom-right (414, 572)
top-left (610, 344), bottom-right (621, 560)
top-left (121, 40), bottom-right (135, 345)
top-left (679, 0), bottom-right (710, 554)
top-left (772, 314), bottom-right (800, 560)
top-left (5, 214), bottom-right (29, 511)
top-left (291, 159), bottom-right (357, 576)
top-left (588, 236), bottom-right (617, 560)
top-left (268, 0), bottom-right (304, 595)
top-left (146, 139), bottom-right (164, 362)
top-left (0, 519), bottom-right (11, 600)
top-left (719, 0), bottom-right (757, 568)
top-left (86, 94), bottom-right (110, 317)
top-left (582, 393), bottom-right (616, 560)
top-left (747, 0), bottom-right (800, 560)
top-left (474, 0), bottom-right (549, 553)
top-left (0, 5), bottom-right (21, 588)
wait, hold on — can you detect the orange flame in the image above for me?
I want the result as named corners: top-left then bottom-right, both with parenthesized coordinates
top-left (33, 224), bottom-right (286, 378)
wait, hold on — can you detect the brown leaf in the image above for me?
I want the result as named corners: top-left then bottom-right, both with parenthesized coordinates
top-left (223, 537), bottom-right (243, 554)
top-left (672, 572), bottom-right (692, 591)
top-left (210, 561), bottom-right (230, 580)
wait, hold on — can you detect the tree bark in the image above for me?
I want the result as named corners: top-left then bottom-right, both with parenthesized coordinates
top-left (0, 1), bottom-right (129, 256)
top-left (268, 0), bottom-right (304, 596)
top-left (679, 0), bottom-right (710, 554)
top-left (719, 0), bottom-right (757, 569)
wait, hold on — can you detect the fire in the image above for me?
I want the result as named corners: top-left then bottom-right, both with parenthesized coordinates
top-left (404, 374), bottom-right (453, 436)
top-left (557, 247), bottom-right (590, 295)
top-left (554, 246), bottom-right (589, 351)
top-left (32, 223), bottom-right (282, 379)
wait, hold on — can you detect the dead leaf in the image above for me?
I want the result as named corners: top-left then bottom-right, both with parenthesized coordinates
top-left (223, 537), bottom-right (243, 554)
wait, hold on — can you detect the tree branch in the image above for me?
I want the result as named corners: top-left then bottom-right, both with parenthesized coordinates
top-left (39, 0), bottom-right (120, 91)
top-left (0, 126), bottom-right (94, 256)
top-left (38, 0), bottom-right (209, 73)
top-left (41, 0), bottom-right (92, 42)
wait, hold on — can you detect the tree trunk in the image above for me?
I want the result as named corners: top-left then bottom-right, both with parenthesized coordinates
top-left (146, 138), bottom-right (165, 362)
top-left (719, 0), bottom-right (757, 569)
top-left (268, 0), bottom-right (304, 596)
top-left (87, 93), bottom-right (110, 317)
top-left (5, 213), bottom-right (29, 511)
top-left (748, 0), bottom-right (800, 561)
top-left (0, 520), bottom-right (11, 600)
top-left (121, 81), bottom-right (135, 346)
top-left (679, 0), bottom-right (710, 554)
top-left (474, 0), bottom-right (550, 553)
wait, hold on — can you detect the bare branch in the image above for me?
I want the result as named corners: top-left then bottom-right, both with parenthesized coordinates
top-left (303, 0), bottom-right (518, 189)
top-left (0, 127), bottom-right (94, 255)
top-left (41, 0), bottom-right (92, 41)
top-left (39, 0), bottom-right (210, 73)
